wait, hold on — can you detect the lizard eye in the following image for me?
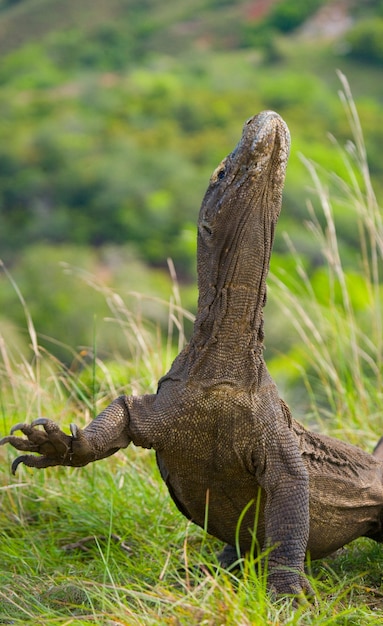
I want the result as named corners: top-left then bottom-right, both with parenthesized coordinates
top-left (211, 157), bottom-right (228, 183)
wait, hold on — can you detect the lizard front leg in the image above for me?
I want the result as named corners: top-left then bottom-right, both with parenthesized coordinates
top-left (0, 396), bottom-right (132, 473)
top-left (255, 424), bottom-right (313, 599)
top-left (264, 473), bottom-right (312, 599)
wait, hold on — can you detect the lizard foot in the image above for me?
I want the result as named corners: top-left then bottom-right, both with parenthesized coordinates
top-left (0, 418), bottom-right (96, 473)
top-left (217, 544), bottom-right (242, 570)
top-left (268, 569), bottom-right (316, 606)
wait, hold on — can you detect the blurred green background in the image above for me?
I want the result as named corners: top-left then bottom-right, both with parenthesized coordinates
top-left (0, 0), bottom-right (382, 364)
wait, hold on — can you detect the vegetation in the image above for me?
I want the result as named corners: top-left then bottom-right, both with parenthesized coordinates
top-left (0, 1), bottom-right (383, 618)
top-left (0, 75), bottom-right (383, 623)
top-left (346, 18), bottom-right (383, 65)
top-left (267, 0), bottom-right (325, 32)
top-left (0, 0), bottom-right (383, 364)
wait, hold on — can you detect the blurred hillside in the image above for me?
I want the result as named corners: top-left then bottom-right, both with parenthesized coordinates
top-left (0, 0), bottom-right (382, 360)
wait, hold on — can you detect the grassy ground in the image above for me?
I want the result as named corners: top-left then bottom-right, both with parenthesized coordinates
top-left (1, 78), bottom-right (383, 624)
top-left (1, 451), bottom-right (383, 625)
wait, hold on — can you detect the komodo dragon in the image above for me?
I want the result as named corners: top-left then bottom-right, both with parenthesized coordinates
top-left (1, 111), bottom-right (383, 599)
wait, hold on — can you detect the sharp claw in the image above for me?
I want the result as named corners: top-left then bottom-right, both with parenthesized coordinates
top-left (10, 423), bottom-right (28, 435)
top-left (70, 423), bottom-right (78, 438)
top-left (11, 455), bottom-right (28, 475)
top-left (31, 417), bottom-right (49, 427)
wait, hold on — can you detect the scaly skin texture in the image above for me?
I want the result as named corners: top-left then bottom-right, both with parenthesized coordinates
top-left (2, 111), bottom-right (383, 600)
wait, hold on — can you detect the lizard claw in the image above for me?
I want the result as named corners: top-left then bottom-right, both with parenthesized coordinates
top-left (1, 398), bottom-right (131, 473)
top-left (10, 422), bottom-right (34, 435)
top-left (1, 418), bottom-right (97, 473)
top-left (31, 417), bottom-right (49, 427)
top-left (11, 455), bottom-right (40, 475)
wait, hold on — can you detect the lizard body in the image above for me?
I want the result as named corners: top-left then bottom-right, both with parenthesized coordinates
top-left (2, 111), bottom-right (383, 599)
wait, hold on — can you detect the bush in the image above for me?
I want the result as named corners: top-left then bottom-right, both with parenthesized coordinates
top-left (241, 0), bottom-right (325, 48)
top-left (346, 18), bottom-right (383, 65)
top-left (267, 0), bottom-right (325, 33)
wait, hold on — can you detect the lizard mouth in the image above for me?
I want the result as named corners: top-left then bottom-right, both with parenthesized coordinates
top-left (223, 110), bottom-right (290, 196)
top-left (247, 110), bottom-right (290, 148)
top-left (247, 110), bottom-right (290, 171)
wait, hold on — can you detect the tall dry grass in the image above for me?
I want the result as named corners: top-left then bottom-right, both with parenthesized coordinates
top-left (270, 71), bottom-right (383, 446)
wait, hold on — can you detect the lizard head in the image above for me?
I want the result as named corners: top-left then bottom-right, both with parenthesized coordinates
top-left (196, 110), bottom-right (290, 306)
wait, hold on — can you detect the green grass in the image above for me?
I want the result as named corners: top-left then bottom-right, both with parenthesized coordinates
top-left (1, 458), bottom-right (383, 624)
top-left (1, 77), bottom-right (383, 624)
